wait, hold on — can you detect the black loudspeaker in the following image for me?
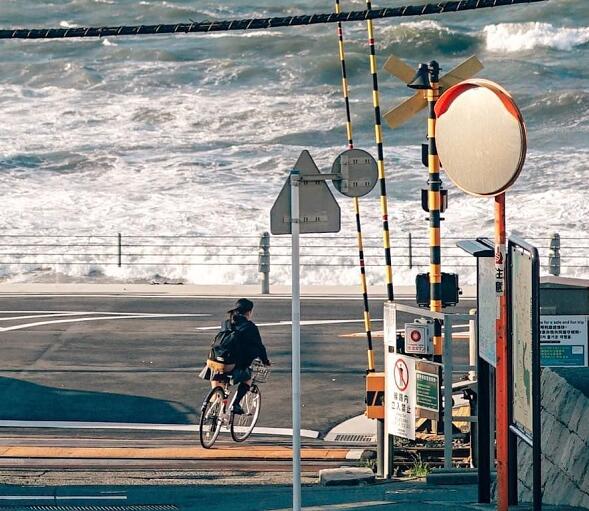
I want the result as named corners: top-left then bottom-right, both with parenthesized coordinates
top-left (416, 272), bottom-right (460, 308)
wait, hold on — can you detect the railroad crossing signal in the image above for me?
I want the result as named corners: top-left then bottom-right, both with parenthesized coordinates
top-left (382, 54), bottom-right (484, 129)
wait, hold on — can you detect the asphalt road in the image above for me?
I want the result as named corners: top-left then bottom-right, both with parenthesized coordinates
top-left (0, 294), bottom-right (475, 434)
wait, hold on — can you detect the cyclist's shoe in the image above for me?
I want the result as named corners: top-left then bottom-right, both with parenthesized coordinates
top-left (231, 404), bottom-right (245, 415)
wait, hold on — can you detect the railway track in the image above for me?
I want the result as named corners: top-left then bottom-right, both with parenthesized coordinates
top-left (0, 436), bottom-right (471, 473)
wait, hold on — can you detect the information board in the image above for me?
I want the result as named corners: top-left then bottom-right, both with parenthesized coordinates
top-left (415, 360), bottom-right (441, 421)
top-left (479, 256), bottom-right (497, 366)
top-left (508, 237), bottom-right (540, 444)
top-left (385, 353), bottom-right (416, 440)
top-left (511, 245), bottom-right (534, 435)
top-left (416, 370), bottom-right (439, 412)
top-left (540, 315), bottom-right (588, 367)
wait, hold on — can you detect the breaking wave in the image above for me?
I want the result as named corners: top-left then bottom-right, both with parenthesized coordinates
top-left (484, 22), bottom-right (589, 53)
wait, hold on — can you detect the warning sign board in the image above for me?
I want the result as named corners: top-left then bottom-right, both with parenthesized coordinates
top-left (386, 353), bottom-right (416, 440)
top-left (394, 359), bottom-right (410, 391)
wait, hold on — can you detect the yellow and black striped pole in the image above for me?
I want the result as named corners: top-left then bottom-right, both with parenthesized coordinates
top-left (364, 0), bottom-right (394, 302)
top-left (426, 61), bottom-right (442, 355)
top-left (335, 0), bottom-right (353, 151)
top-left (364, 0), bottom-right (393, 480)
top-left (334, 0), bottom-right (375, 373)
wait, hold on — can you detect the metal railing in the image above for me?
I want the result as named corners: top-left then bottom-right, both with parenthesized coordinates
top-left (0, 232), bottom-right (586, 291)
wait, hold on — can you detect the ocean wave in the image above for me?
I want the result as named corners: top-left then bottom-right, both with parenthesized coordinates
top-left (484, 22), bottom-right (589, 52)
top-left (522, 90), bottom-right (589, 128)
top-left (379, 20), bottom-right (478, 56)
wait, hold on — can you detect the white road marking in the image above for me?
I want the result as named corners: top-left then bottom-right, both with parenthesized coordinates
top-left (0, 497), bottom-right (55, 501)
top-left (0, 310), bottom-right (208, 316)
top-left (0, 420), bottom-right (320, 438)
top-left (0, 294), bottom-right (399, 301)
top-left (0, 496), bottom-right (127, 501)
top-left (269, 502), bottom-right (389, 511)
top-left (57, 496), bottom-right (128, 501)
top-left (0, 313), bottom-right (209, 332)
top-left (196, 319), bottom-right (383, 331)
top-left (0, 313), bottom-right (85, 321)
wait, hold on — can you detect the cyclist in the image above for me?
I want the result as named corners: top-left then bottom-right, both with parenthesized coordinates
top-left (199, 298), bottom-right (271, 415)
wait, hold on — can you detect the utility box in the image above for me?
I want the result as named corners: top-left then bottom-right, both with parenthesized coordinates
top-left (540, 276), bottom-right (589, 367)
top-left (404, 319), bottom-right (434, 355)
top-left (365, 372), bottom-right (385, 419)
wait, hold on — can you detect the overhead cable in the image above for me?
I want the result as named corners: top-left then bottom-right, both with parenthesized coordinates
top-left (0, 0), bottom-right (547, 40)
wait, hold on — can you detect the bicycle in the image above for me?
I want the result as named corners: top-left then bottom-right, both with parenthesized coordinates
top-left (199, 359), bottom-right (270, 449)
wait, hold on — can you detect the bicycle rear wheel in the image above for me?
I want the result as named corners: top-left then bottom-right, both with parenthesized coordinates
top-left (230, 385), bottom-right (261, 442)
top-left (199, 387), bottom-right (224, 449)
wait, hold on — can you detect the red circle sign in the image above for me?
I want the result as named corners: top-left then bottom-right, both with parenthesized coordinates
top-left (394, 359), bottom-right (409, 392)
top-left (410, 330), bottom-right (421, 343)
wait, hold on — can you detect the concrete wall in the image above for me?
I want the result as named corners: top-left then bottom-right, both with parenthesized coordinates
top-left (517, 367), bottom-right (589, 508)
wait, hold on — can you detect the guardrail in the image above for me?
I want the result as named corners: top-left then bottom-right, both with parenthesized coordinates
top-left (0, 232), bottom-right (585, 292)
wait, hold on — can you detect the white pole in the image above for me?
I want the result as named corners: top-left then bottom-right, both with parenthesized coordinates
top-left (290, 169), bottom-right (301, 511)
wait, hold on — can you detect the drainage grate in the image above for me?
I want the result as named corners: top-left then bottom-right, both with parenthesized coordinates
top-left (0, 506), bottom-right (178, 511)
top-left (333, 434), bottom-right (376, 443)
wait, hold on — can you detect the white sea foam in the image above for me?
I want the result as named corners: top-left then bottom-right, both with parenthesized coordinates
top-left (484, 22), bottom-right (589, 52)
top-left (379, 20), bottom-right (453, 43)
top-left (0, 70), bottom-right (587, 285)
top-left (0, 5), bottom-right (587, 287)
top-left (59, 21), bottom-right (79, 28)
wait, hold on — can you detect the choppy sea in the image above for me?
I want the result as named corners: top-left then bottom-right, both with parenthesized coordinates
top-left (0, 0), bottom-right (587, 286)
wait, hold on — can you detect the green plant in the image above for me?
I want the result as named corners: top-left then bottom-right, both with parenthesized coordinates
top-left (407, 455), bottom-right (431, 478)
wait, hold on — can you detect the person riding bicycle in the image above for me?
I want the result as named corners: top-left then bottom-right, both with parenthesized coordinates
top-left (199, 298), bottom-right (270, 415)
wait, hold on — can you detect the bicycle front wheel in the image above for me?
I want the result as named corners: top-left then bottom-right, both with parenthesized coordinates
top-left (230, 385), bottom-right (261, 442)
top-left (199, 387), bottom-right (224, 449)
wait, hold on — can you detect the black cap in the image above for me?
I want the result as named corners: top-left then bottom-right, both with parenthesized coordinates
top-left (229, 298), bottom-right (254, 314)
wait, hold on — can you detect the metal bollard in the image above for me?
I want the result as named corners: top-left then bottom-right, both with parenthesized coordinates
top-left (548, 232), bottom-right (560, 276)
top-left (258, 232), bottom-right (270, 294)
top-left (118, 233), bottom-right (122, 267)
top-left (408, 232), bottom-right (413, 269)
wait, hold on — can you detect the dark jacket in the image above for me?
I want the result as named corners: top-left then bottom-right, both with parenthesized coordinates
top-left (223, 315), bottom-right (269, 369)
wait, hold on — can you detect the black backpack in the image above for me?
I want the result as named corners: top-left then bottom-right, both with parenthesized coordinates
top-left (209, 323), bottom-right (241, 363)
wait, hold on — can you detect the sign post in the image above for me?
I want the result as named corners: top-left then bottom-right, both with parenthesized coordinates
top-left (271, 149), bottom-right (376, 510)
top-left (271, 150), bottom-right (341, 511)
top-left (434, 79), bottom-right (527, 510)
top-left (290, 168), bottom-right (302, 511)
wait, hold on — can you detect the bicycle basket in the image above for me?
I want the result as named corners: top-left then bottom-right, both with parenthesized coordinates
top-left (251, 359), bottom-right (271, 383)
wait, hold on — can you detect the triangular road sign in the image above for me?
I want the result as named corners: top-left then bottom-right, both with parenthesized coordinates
top-left (270, 151), bottom-right (341, 235)
top-left (383, 55), bottom-right (484, 129)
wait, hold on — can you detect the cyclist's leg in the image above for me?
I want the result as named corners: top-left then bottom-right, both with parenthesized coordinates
top-left (232, 368), bottom-right (253, 409)
top-left (210, 363), bottom-right (235, 389)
